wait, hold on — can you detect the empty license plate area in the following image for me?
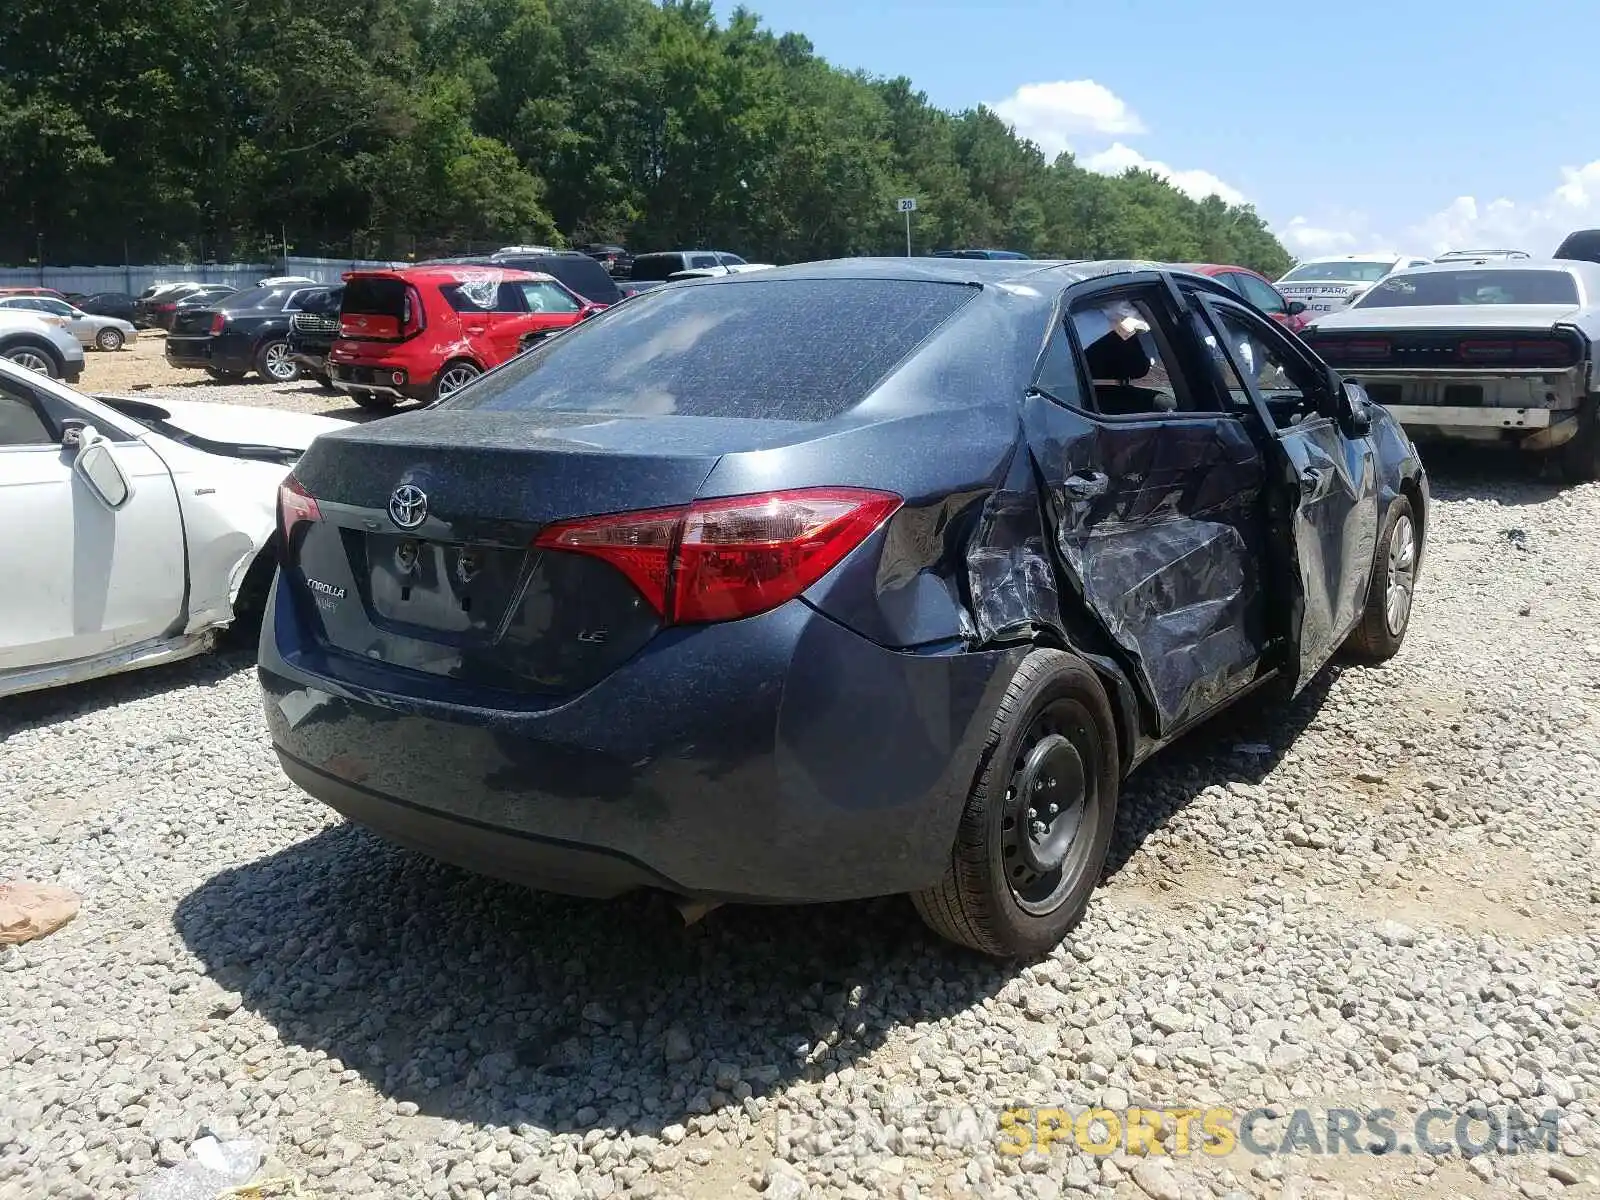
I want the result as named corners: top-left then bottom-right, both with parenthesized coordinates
top-left (358, 531), bottom-right (528, 638)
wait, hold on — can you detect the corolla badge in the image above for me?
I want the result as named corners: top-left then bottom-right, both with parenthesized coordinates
top-left (389, 484), bottom-right (428, 530)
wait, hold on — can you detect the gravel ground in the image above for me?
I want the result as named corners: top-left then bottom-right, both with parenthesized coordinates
top-left (2, 450), bottom-right (1599, 1200)
top-left (78, 334), bottom-right (391, 419)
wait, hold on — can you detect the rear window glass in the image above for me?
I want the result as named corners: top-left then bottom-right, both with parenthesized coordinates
top-left (495, 256), bottom-right (621, 304)
top-left (440, 278), bottom-right (977, 421)
top-left (629, 255), bottom-right (686, 282)
top-left (1555, 231), bottom-right (1600, 263)
top-left (342, 277), bottom-right (407, 315)
top-left (1355, 270), bottom-right (1579, 307)
top-left (1280, 260), bottom-right (1396, 283)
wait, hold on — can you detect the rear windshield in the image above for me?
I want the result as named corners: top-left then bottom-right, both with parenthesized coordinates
top-left (440, 278), bottom-right (977, 421)
top-left (1280, 260), bottom-right (1397, 283)
top-left (1555, 231), bottom-right (1600, 263)
top-left (494, 255), bottom-right (621, 304)
top-left (629, 254), bottom-right (687, 282)
top-left (1355, 269), bottom-right (1580, 308)
top-left (342, 277), bottom-right (407, 315)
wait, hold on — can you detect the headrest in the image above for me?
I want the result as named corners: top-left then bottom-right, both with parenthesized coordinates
top-left (1084, 332), bottom-right (1152, 382)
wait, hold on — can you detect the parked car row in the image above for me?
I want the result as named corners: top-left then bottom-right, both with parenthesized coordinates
top-left (0, 295), bottom-right (137, 350)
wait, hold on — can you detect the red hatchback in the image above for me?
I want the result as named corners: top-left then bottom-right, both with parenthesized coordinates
top-left (328, 265), bottom-right (600, 409)
top-left (1178, 264), bottom-right (1310, 332)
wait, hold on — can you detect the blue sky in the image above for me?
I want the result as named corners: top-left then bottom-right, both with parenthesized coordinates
top-left (713, 0), bottom-right (1600, 259)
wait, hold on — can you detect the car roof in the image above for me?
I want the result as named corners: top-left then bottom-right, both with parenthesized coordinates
top-left (1383, 257), bottom-right (1600, 283)
top-left (692, 256), bottom-right (1182, 290)
top-left (345, 265), bottom-right (552, 283)
top-left (1294, 253), bottom-right (1408, 263)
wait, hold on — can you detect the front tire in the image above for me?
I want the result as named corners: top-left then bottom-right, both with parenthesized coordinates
top-left (96, 327), bottom-right (125, 352)
top-left (2, 340), bottom-right (61, 378)
top-left (255, 337), bottom-right (299, 383)
top-left (1345, 495), bottom-right (1417, 662)
top-left (912, 649), bottom-right (1120, 959)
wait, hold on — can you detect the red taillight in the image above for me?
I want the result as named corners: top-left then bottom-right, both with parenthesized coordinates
top-left (402, 285), bottom-right (425, 338)
top-left (277, 477), bottom-right (321, 560)
top-left (156, 302), bottom-right (177, 312)
top-left (1457, 339), bottom-right (1516, 363)
top-left (534, 487), bottom-right (902, 624)
top-left (209, 313), bottom-right (226, 336)
top-left (1458, 337), bottom-right (1577, 367)
top-left (1344, 338), bottom-right (1390, 360)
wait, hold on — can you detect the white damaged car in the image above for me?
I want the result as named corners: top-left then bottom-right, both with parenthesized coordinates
top-left (0, 359), bottom-right (348, 697)
top-left (1277, 253), bottom-right (1433, 318)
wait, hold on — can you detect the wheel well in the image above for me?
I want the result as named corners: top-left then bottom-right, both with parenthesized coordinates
top-left (1400, 476), bottom-right (1425, 553)
top-left (233, 537), bottom-right (279, 614)
top-left (0, 334), bottom-right (63, 371)
top-left (1029, 634), bottom-right (1139, 773)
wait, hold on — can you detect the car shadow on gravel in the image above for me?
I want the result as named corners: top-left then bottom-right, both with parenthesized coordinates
top-left (1101, 667), bottom-right (1340, 879)
top-left (0, 649), bottom-right (257, 740)
top-left (172, 668), bottom-right (1348, 1138)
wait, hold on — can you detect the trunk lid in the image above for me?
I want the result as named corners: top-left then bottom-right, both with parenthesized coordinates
top-left (1308, 303), bottom-right (1582, 332)
top-left (284, 409), bottom-right (819, 697)
top-left (170, 308), bottom-right (218, 336)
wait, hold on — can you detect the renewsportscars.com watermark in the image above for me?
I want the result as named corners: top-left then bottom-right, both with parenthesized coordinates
top-left (771, 1104), bottom-right (1566, 1161)
top-left (998, 1105), bottom-right (1564, 1158)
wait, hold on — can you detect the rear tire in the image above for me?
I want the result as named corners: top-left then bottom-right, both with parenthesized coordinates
top-left (255, 337), bottom-right (299, 383)
top-left (96, 327), bottom-right (125, 352)
top-left (912, 649), bottom-right (1120, 959)
top-left (1559, 407), bottom-right (1600, 484)
top-left (1345, 495), bottom-right (1417, 662)
top-left (431, 359), bottom-right (481, 402)
top-left (350, 390), bottom-right (398, 411)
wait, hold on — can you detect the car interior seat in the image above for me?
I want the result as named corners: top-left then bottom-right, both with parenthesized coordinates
top-left (1083, 331), bottom-right (1177, 415)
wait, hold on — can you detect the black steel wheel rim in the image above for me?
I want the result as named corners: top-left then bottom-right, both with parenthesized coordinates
top-left (1001, 697), bottom-right (1101, 914)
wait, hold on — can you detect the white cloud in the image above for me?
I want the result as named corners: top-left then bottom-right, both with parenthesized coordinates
top-left (1400, 171), bottom-right (1600, 256)
top-left (1279, 218), bottom-right (1357, 255)
top-left (990, 80), bottom-right (1146, 159)
top-left (1284, 160), bottom-right (1600, 261)
top-left (1082, 142), bottom-right (1247, 206)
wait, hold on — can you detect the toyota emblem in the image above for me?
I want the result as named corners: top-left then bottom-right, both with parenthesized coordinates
top-left (388, 484), bottom-right (428, 530)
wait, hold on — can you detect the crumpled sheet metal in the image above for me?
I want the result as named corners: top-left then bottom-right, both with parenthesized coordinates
top-left (965, 489), bottom-right (1060, 645)
top-left (1057, 515), bottom-right (1261, 732)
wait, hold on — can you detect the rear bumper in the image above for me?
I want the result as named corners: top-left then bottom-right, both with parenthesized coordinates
top-left (258, 571), bottom-right (1021, 903)
top-left (164, 335), bottom-right (213, 368)
top-left (329, 361), bottom-right (430, 401)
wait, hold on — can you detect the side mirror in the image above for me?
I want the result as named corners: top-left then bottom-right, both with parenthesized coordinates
top-left (71, 427), bottom-right (132, 509)
top-left (1286, 300), bottom-right (1308, 317)
top-left (578, 304), bottom-right (599, 321)
top-left (1338, 379), bottom-right (1374, 437)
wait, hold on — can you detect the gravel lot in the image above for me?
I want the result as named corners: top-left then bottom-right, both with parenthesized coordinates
top-left (2, 393), bottom-right (1598, 1198)
top-left (78, 334), bottom-right (389, 420)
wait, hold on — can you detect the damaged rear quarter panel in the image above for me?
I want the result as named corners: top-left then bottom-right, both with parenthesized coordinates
top-left (157, 446), bottom-right (283, 631)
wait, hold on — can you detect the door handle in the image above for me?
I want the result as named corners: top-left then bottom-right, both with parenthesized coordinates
top-left (465, 325), bottom-right (487, 335)
top-left (1062, 471), bottom-right (1110, 499)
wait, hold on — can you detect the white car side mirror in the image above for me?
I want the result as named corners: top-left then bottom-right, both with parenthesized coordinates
top-left (72, 426), bottom-right (132, 510)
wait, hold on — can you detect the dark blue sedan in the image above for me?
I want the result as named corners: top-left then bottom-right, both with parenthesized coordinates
top-left (258, 257), bottom-right (1427, 958)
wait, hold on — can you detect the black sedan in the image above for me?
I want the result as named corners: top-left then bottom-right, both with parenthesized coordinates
top-left (259, 259), bottom-right (1427, 958)
top-left (165, 282), bottom-right (328, 382)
